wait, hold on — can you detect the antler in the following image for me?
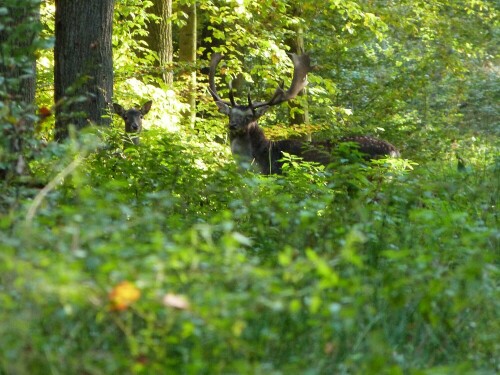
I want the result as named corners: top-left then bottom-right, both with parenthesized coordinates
top-left (251, 53), bottom-right (312, 110)
top-left (208, 53), bottom-right (233, 106)
top-left (209, 52), bottom-right (312, 109)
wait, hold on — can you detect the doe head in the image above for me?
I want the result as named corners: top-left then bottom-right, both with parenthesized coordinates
top-left (113, 100), bottom-right (153, 134)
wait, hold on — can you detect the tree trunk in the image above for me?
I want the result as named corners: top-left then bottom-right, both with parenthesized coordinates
top-left (0, 2), bottom-right (39, 106)
top-left (0, 0), bottom-right (40, 181)
top-left (178, 0), bottom-right (197, 128)
top-left (144, 0), bottom-right (173, 85)
top-left (286, 5), bottom-right (309, 129)
top-left (54, 0), bottom-right (114, 141)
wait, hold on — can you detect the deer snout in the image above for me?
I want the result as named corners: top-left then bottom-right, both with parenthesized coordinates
top-left (229, 119), bottom-right (242, 131)
top-left (127, 123), bottom-right (140, 132)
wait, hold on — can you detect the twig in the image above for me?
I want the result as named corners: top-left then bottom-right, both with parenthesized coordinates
top-left (25, 155), bottom-right (84, 224)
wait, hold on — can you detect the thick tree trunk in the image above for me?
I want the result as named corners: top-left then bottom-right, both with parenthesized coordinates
top-left (144, 0), bottom-right (173, 85)
top-left (178, 0), bottom-right (197, 128)
top-left (54, 0), bottom-right (114, 141)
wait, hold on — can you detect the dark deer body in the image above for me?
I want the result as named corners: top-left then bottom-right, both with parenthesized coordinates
top-left (338, 135), bottom-right (400, 159)
top-left (113, 100), bottom-right (152, 145)
top-left (209, 53), bottom-right (399, 174)
top-left (228, 116), bottom-right (332, 174)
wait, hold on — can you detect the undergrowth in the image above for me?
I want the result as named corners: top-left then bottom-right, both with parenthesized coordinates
top-left (0, 125), bottom-right (498, 374)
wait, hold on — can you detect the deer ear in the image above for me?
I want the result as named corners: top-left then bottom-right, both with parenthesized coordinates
top-left (254, 105), bottom-right (270, 118)
top-left (113, 103), bottom-right (125, 117)
top-left (216, 101), bottom-right (231, 115)
top-left (141, 100), bottom-right (153, 115)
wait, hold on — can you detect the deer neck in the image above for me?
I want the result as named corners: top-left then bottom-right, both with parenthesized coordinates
top-left (248, 123), bottom-right (278, 174)
top-left (229, 121), bottom-right (274, 174)
top-left (229, 121), bottom-right (258, 170)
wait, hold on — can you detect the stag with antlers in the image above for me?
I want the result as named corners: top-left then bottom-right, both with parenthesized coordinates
top-left (208, 52), bottom-right (399, 175)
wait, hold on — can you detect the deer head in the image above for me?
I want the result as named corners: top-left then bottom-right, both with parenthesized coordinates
top-left (113, 100), bottom-right (152, 134)
top-left (209, 53), bottom-right (312, 136)
top-left (113, 100), bottom-right (152, 145)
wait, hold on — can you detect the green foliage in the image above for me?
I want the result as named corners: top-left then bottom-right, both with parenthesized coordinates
top-left (1, 129), bottom-right (498, 373)
top-left (114, 0), bottom-right (157, 82)
top-left (2, 0), bottom-right (499, 373)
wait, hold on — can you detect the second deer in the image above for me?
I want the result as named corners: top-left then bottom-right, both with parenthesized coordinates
top-left (208, 53), bottom-right (399, 175)
top-left (113, 100), bottom-right (153, 145)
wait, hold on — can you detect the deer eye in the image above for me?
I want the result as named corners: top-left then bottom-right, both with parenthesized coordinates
top-left (123, 116), bottom-right (128, 120)
top-left (140, 115), bottom-right (143, 119)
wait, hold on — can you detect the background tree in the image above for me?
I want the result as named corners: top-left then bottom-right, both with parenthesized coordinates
top-left (54, 0), bottom-right (114, 141)
top-left (280, 3), bottom-right (311, 144)
top-left (0, 1), bottom-right (40, 108)
top-left (178, 0), bottom-right (197, 128)
top-left (0, 0), bottom-right (41, 181)
top-left (143, 0), bottom-right (173, 85)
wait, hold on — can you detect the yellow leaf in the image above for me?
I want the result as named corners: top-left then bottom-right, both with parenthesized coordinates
top-left (108, 281), bottom-right (140, 311)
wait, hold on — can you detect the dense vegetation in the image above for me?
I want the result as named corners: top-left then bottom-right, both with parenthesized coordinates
top-left (1, 0), bottom-right (498, 373)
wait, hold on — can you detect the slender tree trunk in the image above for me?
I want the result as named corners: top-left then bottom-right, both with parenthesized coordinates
top-left (54, 0), bottom-right (114, 141)
top-left (144, 0), bottom-right (173, 85)
top-left (287, 25), bottom-right (309, 125)
top-left (0, 0), bottom-right (41, 181)
top-left (286, 5), bottom-right (310, 140)
top-left (178, 0), bottom-right (197, 128)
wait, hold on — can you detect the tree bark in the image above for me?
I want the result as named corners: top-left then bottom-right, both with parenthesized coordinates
top-left (144, 0), bottom-right (173, 85)
top-left (54, 0), bottom-right (114, 141)
top-left (178, 0), bottom-right (197, 128)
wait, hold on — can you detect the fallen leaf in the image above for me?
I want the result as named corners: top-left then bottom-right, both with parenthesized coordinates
top-left (162, 293), bottom-right (190, 310)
